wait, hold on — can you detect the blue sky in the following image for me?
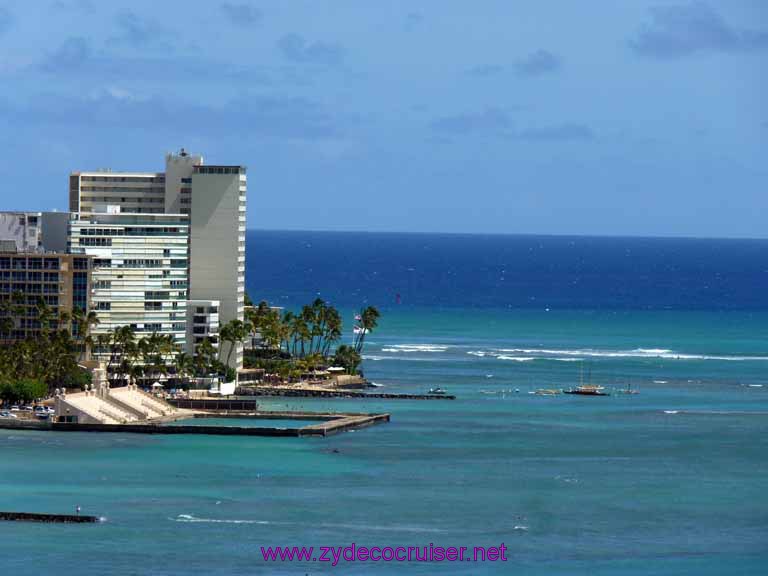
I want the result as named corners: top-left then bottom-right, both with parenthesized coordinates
top-left (0, 1), bottom-right (765, 237)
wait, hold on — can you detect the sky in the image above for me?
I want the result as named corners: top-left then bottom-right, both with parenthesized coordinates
top-left (0, 0), bottom-right (766, 238)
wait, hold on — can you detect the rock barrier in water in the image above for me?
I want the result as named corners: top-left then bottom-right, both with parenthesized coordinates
top-left (0, 511), bottom-right (99, 524)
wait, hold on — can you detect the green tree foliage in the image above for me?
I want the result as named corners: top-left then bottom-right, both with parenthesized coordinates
top-left (333, 345), bottom-right (362, 375)
top-left (242, 299), bottom-right (378, 377)
top-left (0, 298), bottom-right (88, 394)
top-left (0, 379), bottom-right (47, 405)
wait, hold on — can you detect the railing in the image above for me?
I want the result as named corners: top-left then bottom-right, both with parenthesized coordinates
top-left (140, 399), bottom-right (167, 416)
top-left (104, 394), bottom-right (147, 421)
top-left (98, 407), bottom-right (126, 424)
top-left (135, 387), bottom-right (176, 412)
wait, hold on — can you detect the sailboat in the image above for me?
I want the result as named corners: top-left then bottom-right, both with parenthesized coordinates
top-left (564, 363), bottom-right (610, 396)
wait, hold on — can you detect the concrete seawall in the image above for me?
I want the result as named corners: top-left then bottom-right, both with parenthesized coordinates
top-left (168, 398), bottom-right (260, 411)
top-left (0, 411), bottom-right (390, 437)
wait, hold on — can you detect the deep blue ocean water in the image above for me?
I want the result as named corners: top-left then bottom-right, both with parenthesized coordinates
top-left (2, 231), bottom-right (767, 575)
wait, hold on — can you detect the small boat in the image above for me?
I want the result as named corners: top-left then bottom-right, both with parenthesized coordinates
top-left (534, 388), bottom-right (561, 395)
top-left (564, 385), bottom-right (610, 396)
top-left (429, 387), bottom-right (446, 395)
top-left (615, 379), bottom-right (639, 395)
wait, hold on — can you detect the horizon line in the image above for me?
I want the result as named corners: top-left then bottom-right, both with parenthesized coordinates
top-left (246, 227), bottom-right (768, 242)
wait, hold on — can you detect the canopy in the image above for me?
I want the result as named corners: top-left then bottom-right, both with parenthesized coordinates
top-left (151, 382), bottom-right (164, 388)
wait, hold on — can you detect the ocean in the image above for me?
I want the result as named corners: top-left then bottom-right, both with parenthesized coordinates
top-left (2, 230), bottom-right (767, 575)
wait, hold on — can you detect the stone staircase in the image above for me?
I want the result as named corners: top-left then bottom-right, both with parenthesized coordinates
top-left (54, 379), bottom-right (177, 425)
top-left (111, 386), bottom-right (176, 418)
top-left (58, 394), bottom-right (136, 424)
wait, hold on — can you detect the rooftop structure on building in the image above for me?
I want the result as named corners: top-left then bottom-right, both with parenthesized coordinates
top-left (0, 211), bottom-right (69, 253)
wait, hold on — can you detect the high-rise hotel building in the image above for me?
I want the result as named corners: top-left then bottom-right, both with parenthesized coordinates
top-left (67, 150), bottom-right (246, 370)
top-left (189, 165), bottom-right (247, 369)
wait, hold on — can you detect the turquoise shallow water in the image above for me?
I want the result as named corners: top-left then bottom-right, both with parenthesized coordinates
top-left (2, 308), bottom-right (768, 574)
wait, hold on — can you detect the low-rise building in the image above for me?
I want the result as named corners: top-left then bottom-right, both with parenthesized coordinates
top-left (0, 249), bottom-right (92, 342)
top-left (186, 299), bottom-right (220, 357)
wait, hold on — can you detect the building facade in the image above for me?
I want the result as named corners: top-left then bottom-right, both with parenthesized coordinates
top-left (68, 213), bottom-right (189, 347)
top-left (0, 250), bottom-right (92, 342)
top-left (189, 165), bottom-right (247, 369)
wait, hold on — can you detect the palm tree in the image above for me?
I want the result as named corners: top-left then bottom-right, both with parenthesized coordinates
top-left (194, 337), bottom-right (217, 377)
top-left (57, 310), bottom-right (71, 333)
top-left (353, 306), bottom-right (380, 354)
top-left (321, 306), bottom-right (342, 357)
top-left (174, 352), bottom-right (195, 388)
top-left (109, 326), bottom-right (136, 383)
top-left (220, 319), bottom-right (248, 369)
top-left (289, 313), bottom-right (309, 357)
top-left (279, 310), bottom-right (294, 353)
top-left (35, 298), bottom-right (55, 341)
top-left (72, 308), bottom-right (100, 361)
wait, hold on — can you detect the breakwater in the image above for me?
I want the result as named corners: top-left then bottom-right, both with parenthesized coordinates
top-left (236, 387), bottom-right (455, 400)
top-left (0, 511), bottom-right (99, 524)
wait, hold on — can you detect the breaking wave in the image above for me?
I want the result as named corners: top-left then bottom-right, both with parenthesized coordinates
top-left (496, 356), bottom-right (534, 362)
top-left (465, 347), bottom-right (768, 362)
top-left (381, 344), bottom-right (450, 353)
top-left (174, 514), bottom-right (270, 525)
top-left (173, 514), bottom-right (448, 533)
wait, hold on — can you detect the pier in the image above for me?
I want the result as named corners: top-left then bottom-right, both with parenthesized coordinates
top-left (235, 387), bottom-right (455, 400)
top-left (0, 410), bottom-right (390, 437)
